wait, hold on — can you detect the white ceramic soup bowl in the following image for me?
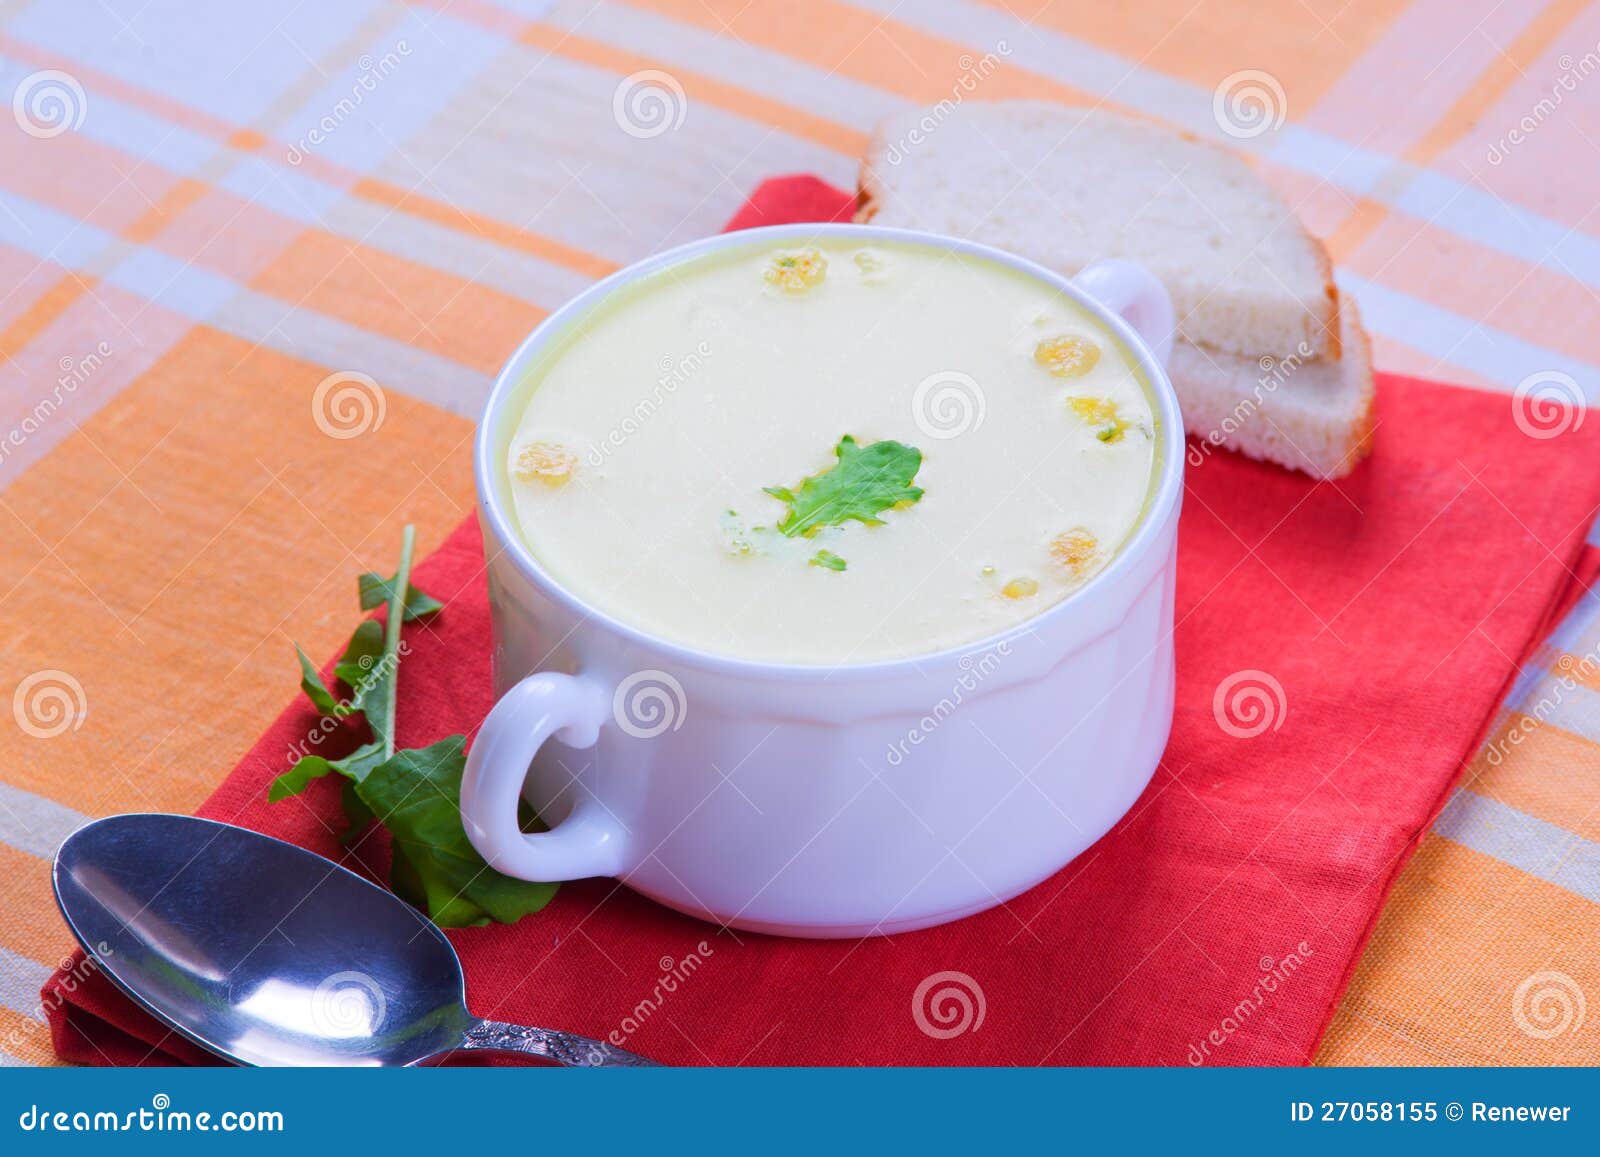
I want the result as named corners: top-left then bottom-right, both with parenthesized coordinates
top-left (464, 223), bottom-right (1182, 938)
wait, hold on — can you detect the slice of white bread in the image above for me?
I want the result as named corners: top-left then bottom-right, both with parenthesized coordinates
top-left (1173, 298), bottom-right (1374, 479)
top-left (857, 99), bottom-right (1375, 477)
top-left (857, 101), bottom-right (1340, 361)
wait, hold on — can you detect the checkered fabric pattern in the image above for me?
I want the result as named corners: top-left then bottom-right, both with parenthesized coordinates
top-left (0, 0), bottom-right (1595, 1066)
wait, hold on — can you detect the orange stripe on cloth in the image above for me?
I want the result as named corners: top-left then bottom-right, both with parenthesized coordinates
top-left (1362, 331), bottom-right (1498, 392)
top-left (1314, 0), bottom-right (1590, 259)
top-left (1461, 711), bottom-right (1600, 843)
top-left (135, 185), bottom-right (307, 285)
top-left (1341, 211), bottom-right (1600, 368)
top-left (0, 32), bottom-right (248, 156)
top-left (0, 326), bottom-right (475, 818)
top-left (1405, 0), bottom-right (1592, 167)
top-left (122, 178), bottom-right (213, 247)
top-left (0, 30), bottom-right (616, 288)
top-left (972, 0), bottom-right (1402, 110)
top-left (0, 123), bottom-right (584, 380)
top-left (0, 116), bottom-right (186, 236)
top-left (1317, 835), bottom-right (1600, 1065)
top-left (619, 0), bottom-right (1101, 108)
top-left (0, 147), bottom-right (551, 381)
top-left (0, 275), bottom-right (96, 368)
top-left (352, 177), bottom-right (619, 282)
top-left (1324, 199), bottom-right (1389, 266)
top-left (1568, 648), bottom-right (1600, 694)
top-left (518, 20), bottom-right (869, 157)
top-left (249, 230), bottom-right (546, 376)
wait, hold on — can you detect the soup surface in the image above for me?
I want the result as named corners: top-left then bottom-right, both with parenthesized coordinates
top-left (504, 235), bottom-right (1159, 664)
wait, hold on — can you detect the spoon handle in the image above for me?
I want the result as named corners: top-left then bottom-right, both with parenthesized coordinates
top-left (459, 1018), bottom-right (660, 1066)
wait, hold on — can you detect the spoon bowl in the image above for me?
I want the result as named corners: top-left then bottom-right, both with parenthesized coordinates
top-left (52, 813), bottom-right (655, 1067)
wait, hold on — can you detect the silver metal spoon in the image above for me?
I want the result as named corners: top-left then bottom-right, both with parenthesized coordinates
top-left (52, 813), bottom-right (657, 1067)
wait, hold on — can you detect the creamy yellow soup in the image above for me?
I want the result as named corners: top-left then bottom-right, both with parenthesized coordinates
top-left (504, 236), bottom-right (1159, 664)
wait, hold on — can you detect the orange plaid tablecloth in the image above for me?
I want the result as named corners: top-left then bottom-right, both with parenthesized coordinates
top-left (0, 0), bottom-right (1595, 1067)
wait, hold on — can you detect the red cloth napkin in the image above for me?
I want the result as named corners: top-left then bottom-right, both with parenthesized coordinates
top-left (46, 177), bottom-right (1600, 1067)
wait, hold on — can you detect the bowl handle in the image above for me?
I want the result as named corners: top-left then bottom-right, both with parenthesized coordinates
top-left (460, 672), bottom-right (627, 881)
top-left (1073, 259), bottom-right (1175, 368)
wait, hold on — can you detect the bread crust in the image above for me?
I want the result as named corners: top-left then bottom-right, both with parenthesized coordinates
top-left (854, 118), bottom-right (892, 224)
top-left (1309, 239), bottom-right (1342, 362)
top-left (1324, 299), bottom-right (1375, 478)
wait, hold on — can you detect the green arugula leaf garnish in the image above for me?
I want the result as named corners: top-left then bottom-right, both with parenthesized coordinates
top-left (269, 754), bottom-right (337, 802)
top-left (809, 549), bottom-right (848, 572)
top-left (354, 736), bottom-right (559, 927)
top-left (295, 644), bottom-right (342, 716)
top-left (331, 619), bottom-right (386, 717)
top-left (338, 779), bottom-right (374, 843)
top-left (764, 435), bottom-right (924, 538)
top-left (269, 525), bottom-right (558, 927)
top-left (358, 571), bottom-right (444, 620)
top-left (268, 740), bottom-right (387, 803)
